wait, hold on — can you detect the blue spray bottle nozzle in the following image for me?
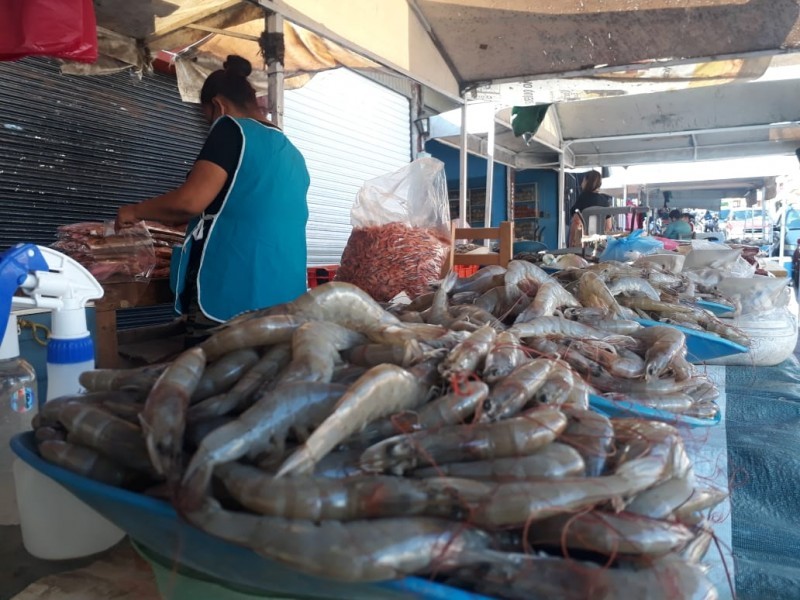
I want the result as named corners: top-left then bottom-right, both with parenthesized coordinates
top-left (0, 244), bottom-right (50, 342)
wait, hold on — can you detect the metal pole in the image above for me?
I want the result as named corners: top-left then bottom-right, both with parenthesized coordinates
top-left (484, 104), bottom-right (495, 241)
top-left (558, 152), bottom-right (567, 248)
top-left (459, 95), bottom-right (468, 225)
top-left (266, 12), bottom-right (284, 128)
top-left (410, 82), bottom-right (422, 159)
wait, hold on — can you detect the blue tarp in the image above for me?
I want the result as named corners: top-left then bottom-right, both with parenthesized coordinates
top-left (727, 353), bottom-right (800, 599)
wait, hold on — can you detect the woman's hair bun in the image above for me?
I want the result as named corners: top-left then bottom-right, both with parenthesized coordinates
top-left (223, 55), bottom-right (252, 78)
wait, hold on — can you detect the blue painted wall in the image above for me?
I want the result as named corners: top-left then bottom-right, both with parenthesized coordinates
top-left (426, 140), bottom-right (507, 225)
top-left (515, 168), bottom-right (559, 251)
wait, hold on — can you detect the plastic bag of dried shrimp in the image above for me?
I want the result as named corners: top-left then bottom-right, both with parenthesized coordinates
top-left (336, 158), bottom-right (451, 301)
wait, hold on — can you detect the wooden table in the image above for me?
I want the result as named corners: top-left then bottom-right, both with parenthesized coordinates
top-left (94, 279), bottom-right (174, 368)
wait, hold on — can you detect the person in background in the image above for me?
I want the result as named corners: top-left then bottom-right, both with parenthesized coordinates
top-left (681, 212), bottom-right (695, 235)
top-left (663, 209), bottom-right (692, 239)
top-left (572, 170), bottom-right (612, 213)
top-left (116, 55), bottom-right (310, 346)
top-left (570, 170), bottom-right (613, 237)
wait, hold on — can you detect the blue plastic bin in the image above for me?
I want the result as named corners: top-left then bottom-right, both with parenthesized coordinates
top-left (11, 433), bottom-right (491, 600)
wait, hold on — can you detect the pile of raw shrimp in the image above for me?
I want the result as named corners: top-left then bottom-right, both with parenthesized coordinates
top-left (31, 279), bottom-right (725, 599)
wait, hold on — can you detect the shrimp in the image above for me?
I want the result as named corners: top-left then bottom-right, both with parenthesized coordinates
top-left (569, 339), bottom-right (645, 379)
top-left (504, 260), bottom-right (551, 287)
top-left (530, 510), bottom-right (695, 557)
top-left (514, 281), bottom-right (581, 323)
top-left (183, 499), bottom-right (492, 582)
top-left (140, 347), bottom-right (206, 481)
top-left (404, 291), bottom-right (435, 312)
top-left (354, 381), bottom-right (489, 445)
top-left (447, 454), bottom-right (664, 529)
top-left (607, 277), bottom-right (661, 301)
top-left (217, 463), bottom-right (476, 521)
top-left (612, 419), bottom-right (693, 483)
top-left (286, 282), bottom-right (445, 343)
top-left (449, 264), bottom-right (507, 295)
top-left (191, 348), bottom-right (260, 403)
top-left (673, 486), bottom-right (728, 522)
top-left (39, 440), bottom-right (140, 488)
top-left (346, 341), bottom-right (421, 369)
top-left (482, 331), bottom-right (527, 382)
top-left (563, 307), bottom-right (643, 335)
top-left (577, 271), bottom-right (625, 317)
top-left (509, 316), bottom-right (630, 341)
top-left (456, 551), bottom-right (717, 600)
top-left (439, 324), bottom-right (497, 378)
top-left (188, 343), bottom-right (292, 421)
top-left (426, 269), bottom-right (457, 326)
top-left (411, 443), bottom-right (586, 481)
top-left (38, 390), bottom-right (142, 428)
top-left (448, 305), bottom-right (505, 331)
top-left (632, 326), bottom-right (686, 381)
top-left (559, 407), bottom-right (614, 478)
top-left (276, 361), bottom-right (438, 478)
top-left (58, 403), bottom-right (153, 473)
top-left (78, 363), bottom-right (168, 394)
top-left (669, 351), bottom-right (694, 382)
top-left (200, 314), bottom-right (306, 362)
top-left (480, 359), bottom-right (557, 421)
top-left (180, 382), bottom-right (348, 508)
top-left (359, 408), bottom-right (567, 475)
top-left (626, 476), bottom-right (695, 519)
top-left (603, 392), bottom-right (695, 414)
top-left (586, 372), bottom-right (687, 395)
top-left (473, 285), bottom-right (526, 319)
top-left (277, 322), bottom-right (366, 385)
top-left (34, 426), bottom-right (66, 444)
top-left (533, 361), bottom-right (575, 407)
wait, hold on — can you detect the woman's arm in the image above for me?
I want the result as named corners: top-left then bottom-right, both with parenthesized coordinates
top-left (117, 160), bottom-right (227, 227)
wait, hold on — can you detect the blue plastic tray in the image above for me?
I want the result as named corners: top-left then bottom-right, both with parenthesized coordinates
top-left (695, 300), bottom-right (735, 316)
top-left (633, 318), bottom-right (748, 362)
top-left (10, 433), bottom-right (491, 600)
top-left (589, 394), bottom-right (721, 428)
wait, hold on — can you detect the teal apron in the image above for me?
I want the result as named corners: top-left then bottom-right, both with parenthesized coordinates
top-left (173, 117), bottom-right (310, 322)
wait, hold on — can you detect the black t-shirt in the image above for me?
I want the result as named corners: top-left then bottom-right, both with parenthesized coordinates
top-left (572, 191), bottom-right (612, 213)
top-left (180, 116), bottom-right (277, 313)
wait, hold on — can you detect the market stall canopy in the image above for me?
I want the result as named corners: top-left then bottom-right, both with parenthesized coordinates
top-left (258, 0), bottom-right (800, 100)
top-left (427, 52), bottom-right (800, 169)
top-left (59, 0), bottom-right (383, 101)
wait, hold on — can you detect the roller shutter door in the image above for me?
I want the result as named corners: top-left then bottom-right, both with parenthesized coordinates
top-left (0, 58), bottom-right (207, 326)
top-left (283, 68), bottom-right (411, 266)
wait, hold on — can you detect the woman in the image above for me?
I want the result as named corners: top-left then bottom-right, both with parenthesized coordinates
top-left (569, 170), bottom-right (613, 240)
top-left (117, 55), bottom-right (310, 344)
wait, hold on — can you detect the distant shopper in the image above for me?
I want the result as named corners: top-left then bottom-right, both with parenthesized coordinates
top-left (663, 209), bottom-right (692, 239)
top-left (572, 170), bottom-right (612, 212)
top-left (571, 170), bottom-right (613, 234)
top-left (681, 212), bottom-right (695, 233)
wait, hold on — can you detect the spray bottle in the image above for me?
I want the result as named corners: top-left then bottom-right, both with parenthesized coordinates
top-left (0, 243), bottom-right (104, 399)
top-left (1, 243), bottom-right (124, 556)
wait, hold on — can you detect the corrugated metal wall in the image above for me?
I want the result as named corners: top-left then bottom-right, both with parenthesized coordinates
top-left (0, 58), bottom-right (207, 326)
top-left (0, 58), bottom-right (207, 249)
top-left (284, 69), bottom-right (412, 266)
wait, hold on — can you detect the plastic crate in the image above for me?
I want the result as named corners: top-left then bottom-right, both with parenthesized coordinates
top-left (306, 265), bottom-right (339, 288)
top-left (454, 265), bottom-right (479, 278)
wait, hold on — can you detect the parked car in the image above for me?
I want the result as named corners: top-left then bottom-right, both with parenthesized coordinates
top-left (771, 205), bottom-right (800, 256)
top-left (724, 208), bottom-right (771, 240)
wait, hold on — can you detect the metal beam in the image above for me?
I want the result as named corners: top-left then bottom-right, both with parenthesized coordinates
top-left (266, 11), bottom-right (285, 128)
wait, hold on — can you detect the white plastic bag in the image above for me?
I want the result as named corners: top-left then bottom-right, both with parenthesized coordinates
top-left (337, 158), bottom-right (452, 301)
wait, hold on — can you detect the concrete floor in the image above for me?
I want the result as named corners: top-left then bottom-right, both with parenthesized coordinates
top-left (0, 526), bottom-right (123, 600)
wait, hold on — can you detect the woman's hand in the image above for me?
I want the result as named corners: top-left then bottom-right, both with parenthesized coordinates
top-left (116, 204), bottom-right (138, 232)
